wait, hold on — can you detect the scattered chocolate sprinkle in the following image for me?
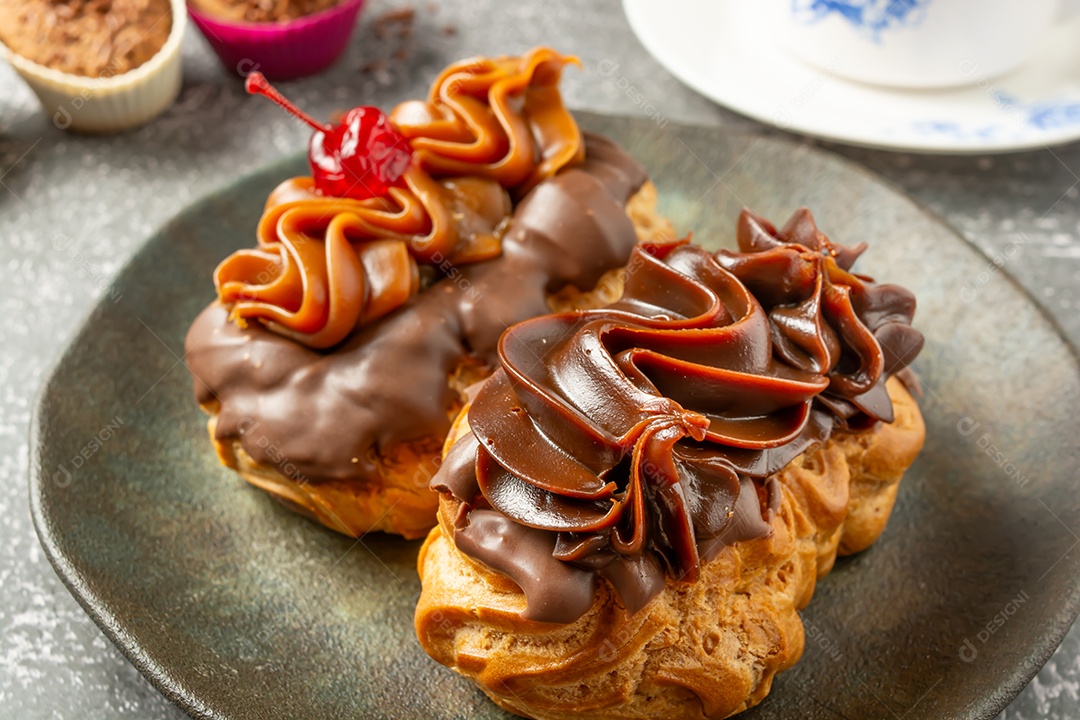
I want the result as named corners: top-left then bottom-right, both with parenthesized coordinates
top-left (372, 6), bottom-right (415, 39)
top-left (359, 59), bottom-right (388, 75)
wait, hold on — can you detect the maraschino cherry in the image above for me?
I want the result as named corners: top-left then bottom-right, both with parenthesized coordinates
top-left (245, 72), bottom-right (412, 201)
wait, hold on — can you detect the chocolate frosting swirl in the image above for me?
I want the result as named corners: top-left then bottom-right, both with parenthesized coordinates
top-left (717, 208), bottom-right (923, 424)
top-left (213, 48), bottom-right (582, 349)
top-left (436, 208), bottom-right (924, 623)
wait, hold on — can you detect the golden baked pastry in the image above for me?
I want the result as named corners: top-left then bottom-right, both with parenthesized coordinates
top-left (415, 209), bottom-right (926, 717)
top-left (194, 183), bottom-right (673, 539)
top-left (185, 49), bottom-right (674, 539)
top-left (418, 378), bottom-right (923, 719)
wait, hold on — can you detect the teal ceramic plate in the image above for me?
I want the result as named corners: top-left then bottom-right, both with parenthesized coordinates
top-left (30, 113), bottom-right (1080, 719)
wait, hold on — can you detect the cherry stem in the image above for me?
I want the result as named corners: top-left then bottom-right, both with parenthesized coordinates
top-left (245, 72), bottom-right (328, 133)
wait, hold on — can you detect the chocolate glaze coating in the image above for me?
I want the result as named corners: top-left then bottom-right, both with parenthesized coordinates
top-left (437, 209), bottom-right (924, 623)
top-left (184, 134), bottom-right (647, 484)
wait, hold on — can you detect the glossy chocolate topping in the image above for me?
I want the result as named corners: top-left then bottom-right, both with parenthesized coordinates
top-left (185, 134), bottom-right (648, 485)
top-left (436, 208), bottom-right (924, 623)
top-left (215, 48), bottom-right (583, 348)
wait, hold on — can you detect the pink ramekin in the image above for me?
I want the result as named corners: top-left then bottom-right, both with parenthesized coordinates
top-left (187, 0), bottom-right (366, 80)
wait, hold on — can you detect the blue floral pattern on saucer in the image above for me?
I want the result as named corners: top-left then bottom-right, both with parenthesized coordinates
top-left (624, 0), bottom-right (1080, 152)
top-left (914, 95), bottom-right (1080, 142)
top-left (792, 0), bottom-right (930, 41)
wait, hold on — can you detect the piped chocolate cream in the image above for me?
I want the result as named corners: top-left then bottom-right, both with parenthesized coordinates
top-left (185, 133), bottom-right (647, 483)
top-left (433, 208), bottom-right (924, 624)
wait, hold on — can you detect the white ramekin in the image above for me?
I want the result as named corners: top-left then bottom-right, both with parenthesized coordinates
top-left (0, 0), bottom-right (187, 133)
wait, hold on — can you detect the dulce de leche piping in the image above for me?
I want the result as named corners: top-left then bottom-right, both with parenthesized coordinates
top-left (434, 208), bottom-right (925, 624)
top-left (186, 133), bottom-right (648, 486)
top-left (214, 48), bottom-right (582, 349)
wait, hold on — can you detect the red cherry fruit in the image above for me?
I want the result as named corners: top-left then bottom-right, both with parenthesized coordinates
top-left (245, 72), bottom-right (412, 201)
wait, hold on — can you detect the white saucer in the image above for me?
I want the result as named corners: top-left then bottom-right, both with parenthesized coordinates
top-left (623, 0), bottom-right (1080, 153)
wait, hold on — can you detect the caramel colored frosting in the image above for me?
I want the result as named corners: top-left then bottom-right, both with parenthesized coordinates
top-left (390, 48), bottom-right (584, 197)
top-left (215, 173), bottom-right (510, 349)
top-left (0, 0), bottom-right (172, 77)
top-left (186, 134), bottom-right (648, 487)
top-left (434, 209), bottom-right (924, 623)
top-left (213, 48), bottom-right (583, 349)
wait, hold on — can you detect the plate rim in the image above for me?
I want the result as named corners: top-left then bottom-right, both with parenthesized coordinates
top-left (622, 0), bottom-right (1080, 155)
top-left (28, 112), bottom-right (1080, 720)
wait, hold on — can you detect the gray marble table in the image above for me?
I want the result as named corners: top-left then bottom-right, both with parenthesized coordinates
top-left (1, 1), bottom-right (1078, 717)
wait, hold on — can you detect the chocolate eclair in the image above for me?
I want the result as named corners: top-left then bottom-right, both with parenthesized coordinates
top-left (185, 48), bottom-right (673, 539)
top-left (415, 208), bottom-right (926, 720)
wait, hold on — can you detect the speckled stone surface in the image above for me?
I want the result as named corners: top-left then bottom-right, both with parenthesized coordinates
top-left (1, 1), bottom-right (1078, 718)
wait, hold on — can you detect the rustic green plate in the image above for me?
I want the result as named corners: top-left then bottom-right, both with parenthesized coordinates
top-left (30, 113), bottom-right (1080, 720)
